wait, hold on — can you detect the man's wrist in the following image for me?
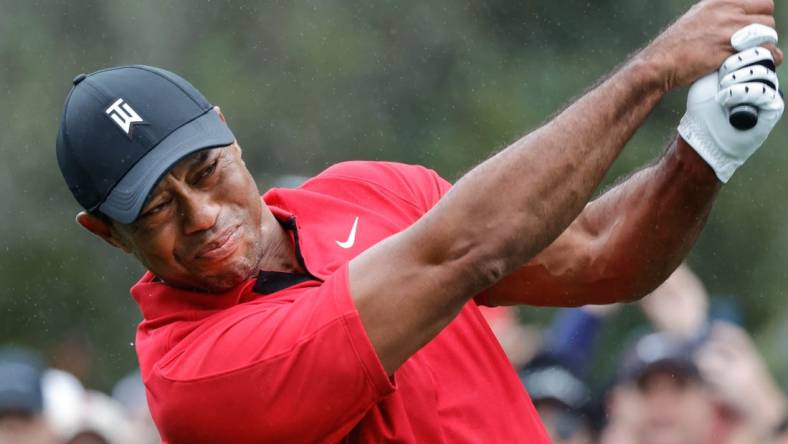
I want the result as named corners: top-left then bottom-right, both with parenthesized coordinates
top-left (678, 114), bottom-right (736, 183)
top-left (672, 135), bottom-right (724, 188)
top-left (629, 47), bottom-right (676, 95)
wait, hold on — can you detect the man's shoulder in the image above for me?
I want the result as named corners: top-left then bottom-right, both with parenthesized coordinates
top-left (303, 160), bottom-right (450, 207)
top-left (312, 160), bottom-right (437, 185)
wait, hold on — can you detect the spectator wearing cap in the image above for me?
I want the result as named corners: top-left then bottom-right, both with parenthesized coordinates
top-left (520, 354), bottom-right (596, 444)
top-left (602, 332), bottom-right (718, 444)
top-left (693, 321), bottom-right (787, 444)
top-left (0, 346), bottom-right (59, 444)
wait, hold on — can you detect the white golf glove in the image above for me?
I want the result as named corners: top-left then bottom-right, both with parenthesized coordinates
top-left (678, 24), bottom-right (784, 183)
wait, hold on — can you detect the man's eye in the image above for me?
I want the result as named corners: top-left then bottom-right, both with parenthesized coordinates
top-left (143, 201), bottom-right (169, 217)
top-left (197, 160), bottom-right (219, 182)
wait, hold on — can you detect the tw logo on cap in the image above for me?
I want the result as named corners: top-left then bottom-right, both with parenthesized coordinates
top-left (105, 98), bottom-right (144, 137)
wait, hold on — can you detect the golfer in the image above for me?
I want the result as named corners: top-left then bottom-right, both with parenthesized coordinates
top-left (55, 0), bottom-right (782, 442)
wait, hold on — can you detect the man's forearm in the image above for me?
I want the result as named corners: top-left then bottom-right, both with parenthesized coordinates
top-left (484, 136), bottom-right (721, 307)
top-left (575, 137), bottom-right (720, 303)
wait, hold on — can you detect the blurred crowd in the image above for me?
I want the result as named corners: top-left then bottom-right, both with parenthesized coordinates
top-left (1, 264), bottom-right (786, 444)
top-left (483, 264), bottom-right (788, 444)
top-left (0, 349), bottom-right (158, 444)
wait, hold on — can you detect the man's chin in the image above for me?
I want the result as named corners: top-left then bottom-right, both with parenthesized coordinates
top-left (196, 277), bottom-right (243, 293)
top-left (198, 264), bottom-right (258, 293)
top-left (162, 260), bottom-right (258, 293)
top-left (166, 273), bottom-right (247, 294)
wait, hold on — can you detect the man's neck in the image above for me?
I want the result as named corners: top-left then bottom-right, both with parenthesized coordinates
top-left (258, 221), bottom-right (306, 275)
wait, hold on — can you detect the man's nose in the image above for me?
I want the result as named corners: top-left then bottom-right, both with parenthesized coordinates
top-left (180, 192), bottom-right (220, 235)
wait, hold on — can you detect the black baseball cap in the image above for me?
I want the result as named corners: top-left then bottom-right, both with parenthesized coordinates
top-left (56, 65), bottom-right (235, 224)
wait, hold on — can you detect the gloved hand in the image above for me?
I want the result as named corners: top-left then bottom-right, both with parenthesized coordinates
top-left (678, 24), bottom-right (784, 183)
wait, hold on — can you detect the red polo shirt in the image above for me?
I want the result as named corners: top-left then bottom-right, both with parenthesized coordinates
top-left (132, 161), bottom-right (549, 443)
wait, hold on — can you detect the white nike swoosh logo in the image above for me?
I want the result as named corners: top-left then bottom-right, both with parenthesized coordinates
top-left (336, 216), bottom-right (359, 249)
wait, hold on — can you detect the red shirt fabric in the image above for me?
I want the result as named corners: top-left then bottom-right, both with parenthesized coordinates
top-left (131, 161), bottom-right (550, 443)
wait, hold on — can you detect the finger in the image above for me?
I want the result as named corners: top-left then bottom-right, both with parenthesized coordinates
top-left (708, 321), bottom-right (755, 350)
top-left (719, 65), bottom-right (778, 90)
top-left (735, 15), bottom-right (777, 35)
top-left (704, 322), bottom-right (749, 355)
top-left (720, 46), bottom-right (775, 77)
top-left (760, 43), bottom-right (783, 66)
top-left (740, 0), bottom-right (775, 16)
top-left (718, 82), bottom-right (781, 110)
top-left (731, 24), bottom-right (778, 51)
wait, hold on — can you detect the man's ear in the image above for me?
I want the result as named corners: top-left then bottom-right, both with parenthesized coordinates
top-left (213, 105), bottom-right (226, 122)
top-left (76, 211), bottom-right (132, 254)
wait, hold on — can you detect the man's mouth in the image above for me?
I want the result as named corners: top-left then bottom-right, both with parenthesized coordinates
top-left (195, 225), bottom-right (241, 261)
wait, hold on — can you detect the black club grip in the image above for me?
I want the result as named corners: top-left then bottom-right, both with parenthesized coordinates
top-left (728, 59), bottom-right (777, 130)
top-left (729, 105), bottom-right (759, 130)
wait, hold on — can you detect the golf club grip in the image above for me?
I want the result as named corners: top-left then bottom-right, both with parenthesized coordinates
top-left (728, 59), bottom-right (777, 130)
top-left (729, 105), bottom-right (758, 130)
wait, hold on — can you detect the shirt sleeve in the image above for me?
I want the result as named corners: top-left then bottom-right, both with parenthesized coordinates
top-left (145, 264), bottom-right (395, 444)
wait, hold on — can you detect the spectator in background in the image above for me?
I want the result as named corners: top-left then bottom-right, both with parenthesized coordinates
top-left (520, 354), bottom-right (596, 444)
top-left (694, 322), bottom-right (786, 444)
top-left (42, 367), bottom-right (85, 442)
top-left (485, 265), bottom-right (701, 441)
top-left (41, 365), bottom-right (137, 444)
top-left (542, 262), bottom-right (705, 380)
top-left (601, 326), bottom-right (788, 444)
top-left (601, 262), bottom-right (787, 444)
top-left (65, 390), bottom-right (135, 444)
top-left (518, 262), bottom-right (787, 443)
top-left (0, 346), bottom-right (59, 444)
top-left (602, 331), bottom-right (718, 444)
top-left (639, 264), bottom-right (787, 442)
top-left (111, 370), bottom-right (159, 444)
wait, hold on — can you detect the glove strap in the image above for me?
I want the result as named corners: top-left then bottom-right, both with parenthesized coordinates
top-left (678, 113), bottom-right (740, 183)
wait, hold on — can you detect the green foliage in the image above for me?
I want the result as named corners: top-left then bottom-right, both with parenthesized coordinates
top-left (1, 0), bottom-right (786, 389)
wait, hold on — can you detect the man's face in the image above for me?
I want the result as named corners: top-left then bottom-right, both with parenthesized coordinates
top-left (108, 142), bottom-right (274, 292)
top-left (632, 369), bottom-right (715, 444)
top-left (0, 414), bottom-right (59, 444)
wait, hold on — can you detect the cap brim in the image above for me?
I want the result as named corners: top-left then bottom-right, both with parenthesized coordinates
top-left (629, 358), bottom-right (700, 383)
top-left (99, 110), bottom-right (235, 223)
top-left (520, 366), bottom-right (590, 410)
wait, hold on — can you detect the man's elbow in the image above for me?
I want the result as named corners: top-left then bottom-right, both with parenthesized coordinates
top-left (429, 228), bottom-right (522, 292)
top-left (591, 259), bottom-right (679, 304)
